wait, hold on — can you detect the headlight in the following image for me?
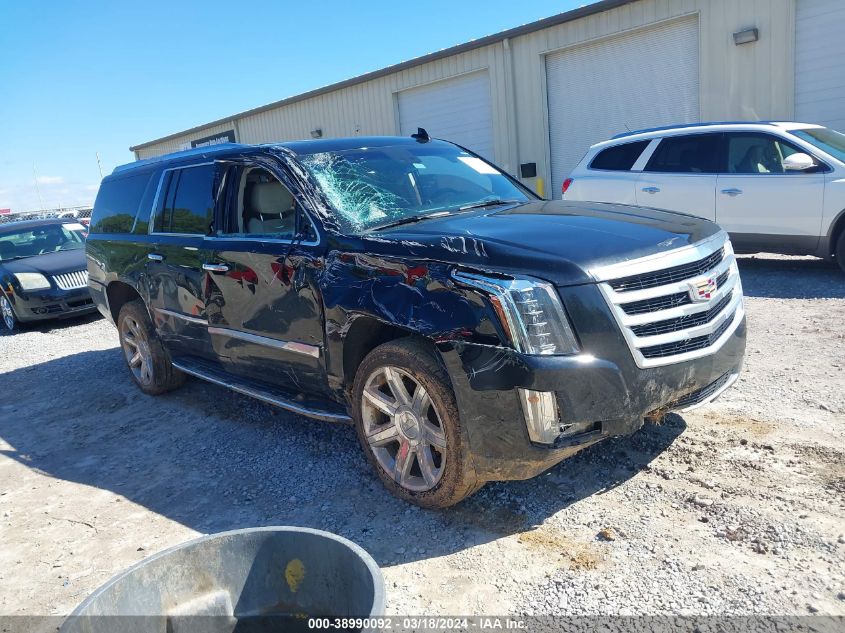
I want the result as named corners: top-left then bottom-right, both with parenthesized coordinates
top-left (14, 272), bottom-right (51, 291)
top-left (453, 271), bottom-right (579, 355)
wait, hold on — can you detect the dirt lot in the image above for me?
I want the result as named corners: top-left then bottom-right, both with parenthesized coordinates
top-left (1, 254), bottom-right (843, 619)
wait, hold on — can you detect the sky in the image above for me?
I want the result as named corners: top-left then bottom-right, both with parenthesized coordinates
top-left (0, 0), bottom-right (590, 213)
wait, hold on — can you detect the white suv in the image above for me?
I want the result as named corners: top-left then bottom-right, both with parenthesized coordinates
top-left (563, 122), bottom-right (845, 272)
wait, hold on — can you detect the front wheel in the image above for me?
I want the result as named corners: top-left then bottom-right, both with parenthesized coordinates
top-left (1, 295), bottom-right (17, 332)
top-left (117, 299), bottom-right (185, 395)
top-left (352, 338), bottom-right (482, 508)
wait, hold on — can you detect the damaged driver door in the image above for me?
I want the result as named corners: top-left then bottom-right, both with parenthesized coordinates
top-left (203, 160), bottom-right (329, 397)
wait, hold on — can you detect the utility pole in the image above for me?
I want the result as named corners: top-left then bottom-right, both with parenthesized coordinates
top-left (32, 163), bottom-right (45, 210)
top-left (96, 152), bottom-right (104, 180)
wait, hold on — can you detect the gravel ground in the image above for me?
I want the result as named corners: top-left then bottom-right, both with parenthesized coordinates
top-left (0, 254), bottom-right (843, 620)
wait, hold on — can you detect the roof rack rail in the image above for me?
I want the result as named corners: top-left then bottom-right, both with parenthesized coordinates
top-left (611, 121), bottom-right (776, 140)
top-left (114, 143), bottom-right (245, 174)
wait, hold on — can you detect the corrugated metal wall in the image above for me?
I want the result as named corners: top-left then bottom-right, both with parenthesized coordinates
top-left (235, 43), bottom-right (515, 169)
top-left (794, 0), bottom-right (845, 131)
top-left (136, 121), bottom-right (239, 160)
top-left (135, 0), bottom-right (795, 189)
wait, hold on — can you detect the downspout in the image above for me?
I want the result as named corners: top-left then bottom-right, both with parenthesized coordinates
top-left (503, 38), bottom-right (520, 181)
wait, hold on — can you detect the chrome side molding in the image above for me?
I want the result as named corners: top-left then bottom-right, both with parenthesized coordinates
top-left (153, 307), bottom-right (208, 325)
top-left (207, 326), bottom-right (320, 358)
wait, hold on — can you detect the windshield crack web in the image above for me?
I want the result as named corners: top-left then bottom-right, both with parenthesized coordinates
top-left (299, 152), bottom-right (406, 233)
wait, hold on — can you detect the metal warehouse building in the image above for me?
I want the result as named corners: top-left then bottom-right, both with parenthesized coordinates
top-left (130, 0), bottom-right (845, 197)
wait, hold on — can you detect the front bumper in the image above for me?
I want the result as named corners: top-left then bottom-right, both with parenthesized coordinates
top-left (6, 286), bottom-right (97, 322)
top-left (438, 311), bottom-right (746, 482)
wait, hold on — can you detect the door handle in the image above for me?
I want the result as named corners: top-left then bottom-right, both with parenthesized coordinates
top-left (641, 186), bottom-right (660, 194)
top-left (721, 188), bottom-right (743, 197)
top-left (147, 253), bottom-right (164, 262)
top-left (202, 263), bottom-right (229, 273)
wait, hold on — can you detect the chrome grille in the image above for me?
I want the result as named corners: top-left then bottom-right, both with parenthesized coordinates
top-left (608, 248), bottom-right (724, 292)
top-left (631, 290), bottom-right (733, 337)
top-left (640, 310), bottom-right (735, 358)
top-left (621, 269), bottom-right (730, 316)
top-left (52, 270), bottom-right (88, 290)
top-left (594, 233), bottom-right (744, 368)
top-left (666, 371), bottom-right (737, 411)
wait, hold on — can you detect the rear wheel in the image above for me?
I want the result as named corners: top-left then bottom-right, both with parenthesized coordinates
top-left (117, 300), bottom-right (184, 395)
top-left (352, 338), bottom-right (482, 508)
top-left (1, 295), bottom-right (16, 332)
top-left (836, 230), bottom-right (845, 274)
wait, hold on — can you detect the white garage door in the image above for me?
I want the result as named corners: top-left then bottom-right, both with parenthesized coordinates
top-left (546, 16), bottom-right (700, 195)
top-left (795, 0), bottom-right (845, 131)
top-left (398, 71), bottom-right (494, 160)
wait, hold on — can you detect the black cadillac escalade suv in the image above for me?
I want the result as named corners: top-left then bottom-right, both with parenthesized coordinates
top-left (88, 135), bottom-right (745, 508)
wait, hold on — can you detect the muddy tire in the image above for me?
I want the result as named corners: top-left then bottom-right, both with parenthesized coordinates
top-left (117, 299), bottom-right (184, 395)
top-left (352, 337), bottom-right (482, 508)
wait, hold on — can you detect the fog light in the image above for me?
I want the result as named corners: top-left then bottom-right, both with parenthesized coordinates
top-left (518, 388), bottom-right (559, 445)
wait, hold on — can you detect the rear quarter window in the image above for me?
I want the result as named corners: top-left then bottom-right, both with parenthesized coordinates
top-left (90, 173), bottom-right (152, 234)
top-left (589, 140), bottom-right (650, 171)
top-left (153, 164), bottom-right (217, 235)
top-left (645, 134), bottom-right (721, 173)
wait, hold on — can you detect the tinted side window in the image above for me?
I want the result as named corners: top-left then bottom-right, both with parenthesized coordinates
top-left (645, 134), bottom-right (721, 173)
top-left (724, 133), bottom-right (805, 174)
top-left (154, 164), bottom-right (217, 235)
top-left (90, 173), bottom-right (151, 233)
top-left (589, 141), bottom-right (650, 171)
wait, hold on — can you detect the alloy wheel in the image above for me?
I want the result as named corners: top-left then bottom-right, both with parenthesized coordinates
top-left (1, 296), bottom-right (15, 331)
top-left (120, 316), bottom-right (154, 385)
top-left (360, 365), bottom-right (448, 492)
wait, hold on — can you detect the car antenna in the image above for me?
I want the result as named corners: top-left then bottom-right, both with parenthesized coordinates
top-left (411, 127), bottom-right (430, 143)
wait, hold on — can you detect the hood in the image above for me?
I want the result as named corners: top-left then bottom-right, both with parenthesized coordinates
top-left (358, 200), bottom-right (721, 286)
top-left (1, 248), bottom-right (87, 276)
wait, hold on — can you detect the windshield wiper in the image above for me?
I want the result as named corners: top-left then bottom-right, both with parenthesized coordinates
top-left (459, 198), bottom-right (522, 211)
top-left (368, 210), bottom-right (453, 232)
top-left (367, 199), bottom-right (523, 232)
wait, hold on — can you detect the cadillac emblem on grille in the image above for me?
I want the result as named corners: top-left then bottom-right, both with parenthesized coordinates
top-left (689, 277), bottom-right (717, 303)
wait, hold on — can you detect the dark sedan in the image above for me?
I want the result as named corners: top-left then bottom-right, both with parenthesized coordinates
top-left (0, 219), bottom-right (97, 331)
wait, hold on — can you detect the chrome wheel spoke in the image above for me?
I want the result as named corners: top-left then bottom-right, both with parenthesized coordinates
top-left (140, 360), bottom-right (152, 383)
top-left (363, 387), bottom-right (398, 417)
top-left (410, 384), bottom-right (430, 416)
top-left (417, 445), bottom-right (438, 488)
top-left (128, 351), bottom-right (143, 368)
top-left (367, 423), bottom-right (399, 447)
top-left (384, 367), bottom-right (411, 406)
top-left (393, 440), bottom-right (414, 484)
top-left (422, 421), bottom-right (447, 449)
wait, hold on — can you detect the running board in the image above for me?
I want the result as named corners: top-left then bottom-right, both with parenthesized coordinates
top-left (171, 357), bottom-right (352, 424)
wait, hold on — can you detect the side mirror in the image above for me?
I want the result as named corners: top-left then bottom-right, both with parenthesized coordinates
top-left (783, 152), bottom-right (817, 172)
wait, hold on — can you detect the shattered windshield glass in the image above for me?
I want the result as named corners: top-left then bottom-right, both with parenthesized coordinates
top-left (297, 142), bottom-right (530, 234)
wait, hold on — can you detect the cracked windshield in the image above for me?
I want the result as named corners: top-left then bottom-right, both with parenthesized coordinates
top-left (299, 142), bottom-right (530, 233)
